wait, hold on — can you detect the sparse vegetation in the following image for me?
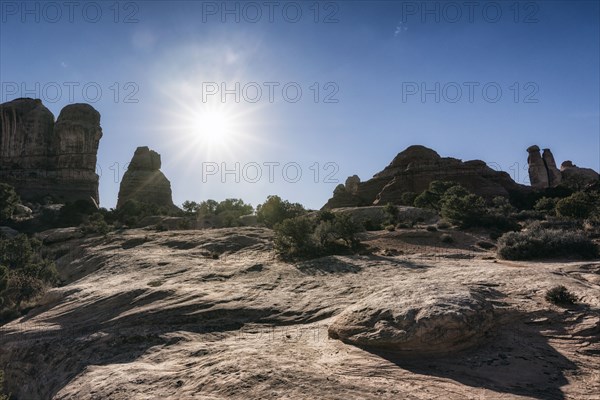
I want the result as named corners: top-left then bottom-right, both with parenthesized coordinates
top-left (274, 213), bottom-right (363, 260)
top-left (414, 181), bottom-right (460, 211)
top-left (0, 234), bottom-right (58, 322)
top-left (545, 285), bottom-right (578, 306)
top-left (0, 183), bottom-right (19, 223)
top-left (497, 226), bottom-right (598, 260)
top-left (383, 203), bottom-right (400, 225)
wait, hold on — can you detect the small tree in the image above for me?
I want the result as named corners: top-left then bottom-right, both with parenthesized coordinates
top-left (440, 186), bottom-right (487, 228)
top-left (534, 197), bottom-right (558, 216)
top-left (274, 217), bottom-right (316, 258)
top-left (414, 181), bottom-right (460, 211)
top-left (256, 195), bottom-right (306, 228)
top-left (383, 203), bottom-right (400, 225)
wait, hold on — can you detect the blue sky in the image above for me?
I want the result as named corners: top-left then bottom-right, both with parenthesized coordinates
top-left (1, 0), bottom-right (599, 209)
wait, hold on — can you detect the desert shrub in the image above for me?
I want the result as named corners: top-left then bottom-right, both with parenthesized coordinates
top-left (477, 240), bottom-right (495, 250)
top-left (274, 217), bottom-right (317, 259)
top-left (256, 195), bottom-right (305, 228)
top-left (0, 234), bottom-right (57, 321)
top-left (274, 213), bottom-right (362, 260)
top-left (363, 218), bottom-right (381, 231)
top-left (440, 233), bottom-right (454, 243)
top-left (396, 222), bottom-right (411, 229)
top-left (436, 220), bottom-right (451, 230)
top-left (425, 225), bottom-right (437, 232)
top-left (316, 210), bottom-right (336, 223)
top-left (556, 192), bottom-right (598, 219)
top-left (534, 197), bottom-right (558, 216)
top-left (400, 192), bottom-right (417, 206)
top-left (0, 183), bottom-right (19, 223)
top-left (57, 199), bottom-right (98, 227)
top-left (515, 209), bottom-right (545, 221)
top-left (81, 212), bottom-right (111, 235)
top-left (383, 203), bottom-right (400, 225)
top-left (440, 186), bottom-right (487, 228)
top-left (497, 227), bottom-right (598, 260)
top-left (545, 285), bottom-right (578, 306)
top-left (491, 196), bottom-right (516, 216)
top-left (385, 224), bottom-right (395, 232)
top-left (414, 181), bottom-right (460, 211)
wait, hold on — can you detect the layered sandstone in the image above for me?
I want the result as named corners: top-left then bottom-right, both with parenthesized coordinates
top-left (116, 146), bottom-right (175, 209)
top-left (323, 145), bottom-right (527, 209)
top-left (0, 98), bottom-right (102, 203)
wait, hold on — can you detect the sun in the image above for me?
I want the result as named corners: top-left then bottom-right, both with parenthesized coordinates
top-left (192, 109), bottom-right (233, 147)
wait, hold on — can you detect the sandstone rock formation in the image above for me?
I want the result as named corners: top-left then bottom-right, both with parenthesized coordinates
top-left (116, 146), bottom-right (176, 209)
top-left (527, 145), bottom-right (598, 189)
top-left (0, 98), bottom-right (102, 203)
top-left (328, 286), bottom-right (495, 354)
top-left (323, 145), bottom-right (527, 209)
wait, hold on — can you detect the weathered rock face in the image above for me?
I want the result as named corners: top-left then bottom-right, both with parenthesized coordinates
top-left (0, 98), bottom-right (102, 203)
top-left (323, 145), bottom-right (527, 209)
top-left (527, 145), bottom-right (598, 190)
top-left (116, 146), bottom-right (175, 209)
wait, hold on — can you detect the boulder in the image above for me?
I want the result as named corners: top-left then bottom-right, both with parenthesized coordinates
top-left (328, 286), bottom-right (495, 355)
top-left (323, 145), bottom-right (528, 209)
top-left (117, 147), bottom-right (176, 210)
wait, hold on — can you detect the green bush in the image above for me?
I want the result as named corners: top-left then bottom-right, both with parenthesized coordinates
top-left (81, 213), bottom-right (111, 235)
top-left (0, 183), bottom-right (19, 223)
top-left (556, 192), bottom-right (598, 219)
top-left (545, 285), bottom-right (578, 306)
top-left (534, 197), bottom-right (558, 216)
top-left (384, 224), bottom-right (395, 232)
top-left (274, 213), bottom-right (362, 260)
top-left (497, 227), bottom-right (598, 260)
top-left (256, 195), bottom-right (305, 228)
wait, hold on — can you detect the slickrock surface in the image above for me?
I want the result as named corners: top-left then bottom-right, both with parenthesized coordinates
top-left (1, 227), bottom-right (599, 399)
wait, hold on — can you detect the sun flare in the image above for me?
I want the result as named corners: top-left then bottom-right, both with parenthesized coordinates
top-left (193, 109), bottom-right (232, 147)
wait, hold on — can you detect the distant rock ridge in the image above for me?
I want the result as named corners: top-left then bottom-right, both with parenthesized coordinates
top-left (0, 98), bottom-right (102, 203)
top-left (527, 145), bottom-right (599, 189)
top-left (322, 145), bottom-right (528, 209)
top-left (116, 146), bottom-right (176, 209)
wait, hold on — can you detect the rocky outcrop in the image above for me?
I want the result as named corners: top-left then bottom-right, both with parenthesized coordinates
top-left (328, 287), bottom-right (495, 354)
top-left (560, 161), bottom-right (600, 188)
top-left (116, 146), bottom-right (175, 209)
top-left (0, 98), bottom-right (102, 203)
top-left (527, 145), bottom-right (598, 189)
top-left (323, 145), bottom-right (527, 209)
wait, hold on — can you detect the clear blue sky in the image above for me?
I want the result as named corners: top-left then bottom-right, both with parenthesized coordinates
top-left (1, 1), bottom-right (599, 209)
